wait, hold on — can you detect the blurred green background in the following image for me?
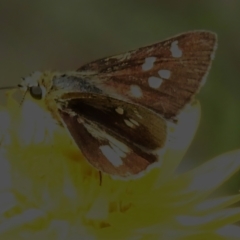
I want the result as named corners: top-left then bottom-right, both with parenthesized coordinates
top-left (0, 1), bottom-right (239, 191)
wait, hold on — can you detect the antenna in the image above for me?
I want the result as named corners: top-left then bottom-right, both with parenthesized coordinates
top-left (0, 86), bottom-right (17, 90)
top-left (0, 84), bottom-right (27, 106)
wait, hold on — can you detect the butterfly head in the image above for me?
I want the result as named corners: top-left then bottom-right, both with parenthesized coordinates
top-left (18, 71), bottom-right (55, 102)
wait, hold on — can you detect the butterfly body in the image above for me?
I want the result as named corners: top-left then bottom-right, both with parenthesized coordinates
top-left (19, 31), bottom-right (217, 178)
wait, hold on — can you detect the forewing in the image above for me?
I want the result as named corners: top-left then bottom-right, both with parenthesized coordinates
top-left (78, 31), bottom-right (217, 119)
top-left (58, 94), bottom-right (167, 177)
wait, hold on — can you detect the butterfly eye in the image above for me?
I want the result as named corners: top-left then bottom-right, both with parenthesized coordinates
top-left (29, 86), bottom-right (42, 99)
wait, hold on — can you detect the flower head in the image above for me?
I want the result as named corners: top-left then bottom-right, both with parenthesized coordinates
top-left (0, 91), bottom-right (240, 239)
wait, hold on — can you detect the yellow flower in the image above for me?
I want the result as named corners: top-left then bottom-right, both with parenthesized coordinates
top-left (0, 91), bottom-right (240, 240)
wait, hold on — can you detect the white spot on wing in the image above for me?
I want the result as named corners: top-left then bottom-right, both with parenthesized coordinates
top-left (158, 69), bottom-right (171, 79)
top-left (142, 57), bottom-right (156, 71)
top-left (124, 119), bottom-right (135, 128)
top-left (84, 121), bottom-right (130, 168)
top-left (99, 145), bottom-right (123, 167)
top-left (134, 110), bottom-right (142, 119)
top-left (170, 40), bottom-right (182, 58)
top-left (115, 107), bottom-right (124, 115)
top-left (124, 118), bottom-right (139, 128)
top-left (109, 142), bottom-right (127, 158)
top-left (129, 118), bottom-right (139, 126)
top-left (108, 137), bottom-right (130, 156)
top-left (130, 85), bottom-right (142, 98)
top-left (148, 76), bottom-right (163, 89)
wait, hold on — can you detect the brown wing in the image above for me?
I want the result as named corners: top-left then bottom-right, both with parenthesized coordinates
top-left (77, 31), bottom-right (217, 119)
top-left (58, 94), bottom-right (167, 177)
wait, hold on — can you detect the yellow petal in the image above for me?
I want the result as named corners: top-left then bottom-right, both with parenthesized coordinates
top-left (154, 100), bottom-right (201, 186)
top-left (216, 225), bottom-right (240, 239)
top-left (172, 149), bottom-right (240, 201)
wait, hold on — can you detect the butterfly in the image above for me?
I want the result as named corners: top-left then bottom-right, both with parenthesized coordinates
top-left (16, 31), bottom-right (217, 178)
